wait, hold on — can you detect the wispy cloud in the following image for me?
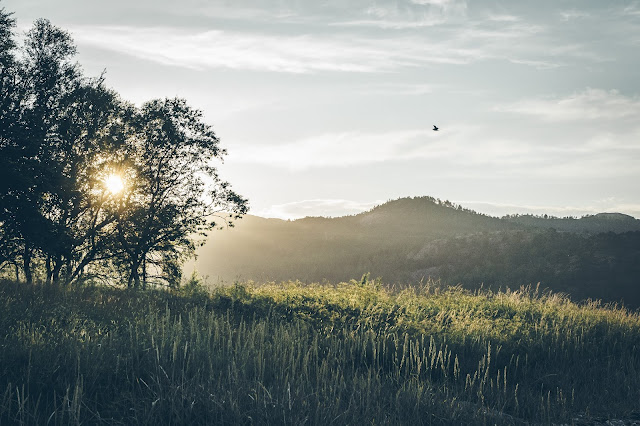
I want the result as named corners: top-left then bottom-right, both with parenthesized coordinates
top-left (231, 129), bottom-right (444, 169)
top-left (623, 2), bottom-right (640, 17)
top-left (559, 10), bottom-right (590, 22)
top-left (258, 197), bottom-right (640, 220)
top-left (508, 58), bottom-right (563, 69)
top-left (229, 125), bottom-right (547, 171)
top-left (68, 1), bottom-right (590, 75)
top-left (72, 27), bottom-right (377, 73)
top-left (356, 83), bottom-right (438, 96)
top-left (411, 0), bottom-right (459, 5)
top-left (227, 115), bottom-right (640, 182)
top-left (496, 88), bottom-right (640, 121)
top-left (252, 197), bottom-right (640, 220)
top-left (189, 3), bottom-right (300, 21)
top-left (548, 44), bottom-right (612, 63)
top-left (486, 14), bottom-right (521, 23)
top-left (331, 0), bottom-right (467, 28)
top-left (12, 0), bottom-right (622, 74)
top-left (462, 200), bottom-right (640, 219)
top-left (71, 25), bottom-right (491, 73)
top-left (257, 199), bottom-right (383, 219)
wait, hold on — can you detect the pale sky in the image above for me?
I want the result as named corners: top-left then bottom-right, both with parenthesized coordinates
top-left (5, 0), bottom-right (640, 219)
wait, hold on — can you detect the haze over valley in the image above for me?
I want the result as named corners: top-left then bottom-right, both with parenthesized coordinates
top-left (191, 196), bottom-right (640, 307)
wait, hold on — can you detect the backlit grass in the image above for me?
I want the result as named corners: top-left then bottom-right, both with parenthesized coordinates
top-left (1, 278), bottom-right (639, 424)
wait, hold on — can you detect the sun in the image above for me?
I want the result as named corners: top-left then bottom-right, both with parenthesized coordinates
top-left (104, 174), bottom-right (124, 195)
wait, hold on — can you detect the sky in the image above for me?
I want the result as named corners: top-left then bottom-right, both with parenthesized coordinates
top-left (4, 0), bottom-right (640, 219)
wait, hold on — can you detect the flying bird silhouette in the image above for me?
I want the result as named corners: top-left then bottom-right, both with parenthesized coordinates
top-left (433, 125), bottom-right (439, 131)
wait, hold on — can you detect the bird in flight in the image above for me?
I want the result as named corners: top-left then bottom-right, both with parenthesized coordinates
top-left (433, 125), bottom-right (439, 131)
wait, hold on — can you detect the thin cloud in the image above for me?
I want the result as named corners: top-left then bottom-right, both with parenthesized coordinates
top-left (332, 0), bottom-right (467, 28)
top-left (411, 0), bottom-right (459, 5)
top-left (70, 25), bottom-right (489, 73)
top-left (357, 83), bottom-right (438, 96)
top-left (486, 14), bottom-right (521, 23)
top-left (332, 19), bottom-right (446, 29)
top-left (227, 118), bottom-right (640, 180)
top-left (462, 201), bottom-right (640, 219)
top-left (190, 4), bottom-right (300, 21)
top-left (69, 23), bottom-right (556, 74)
top-left (623, 2), bottom-right (640, 17)
top-left (508, 58), bottom-right (563, 69)
top-left (71, 27), bottom-right (380, 73)
top-left (68, 6), bottom-right (603, 75)
top-left (230, 129), bottom-right (444, 170)
top-left (257, 199), bottom-right (382, 220)
top-left (228, 126), bottom-right (546, 171)
top-left (548, 44), bottom-right (613, 63)
top-left (261, 198), bottom-right (640, 220)
top-left (496, 88), bottom-right (640, 121)
top-left (559, 10), bottom-right (590, 22)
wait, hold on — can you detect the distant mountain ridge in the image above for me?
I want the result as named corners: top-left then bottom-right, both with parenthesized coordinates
top-left (192, 196), bottom-right (640, 308)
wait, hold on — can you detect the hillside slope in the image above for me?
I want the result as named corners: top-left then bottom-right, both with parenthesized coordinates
top-left (192, 197), bottom-right (640, 307)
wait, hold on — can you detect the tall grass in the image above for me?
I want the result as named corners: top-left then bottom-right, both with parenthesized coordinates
top-left (1, 278), bottom-right (639, 424)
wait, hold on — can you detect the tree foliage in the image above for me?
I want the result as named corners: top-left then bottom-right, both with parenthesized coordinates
top-left (0, 8), bottom-right (248, 288)
top-left (115, 98), bottom-right (247, 288)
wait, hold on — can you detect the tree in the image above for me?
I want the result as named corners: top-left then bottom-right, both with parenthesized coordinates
top-left (0, 5), bottom-right (22, 278)
top-left (0, 10), bottom-right (247, 287)
top-left (114, 98), bottom-right (248, 288)
top-left (0, 11), bottom-right (46, 282)
top-left (37, 81), bottom-right (129, 285)
top-left (0, 17), bottom-right (125, 284)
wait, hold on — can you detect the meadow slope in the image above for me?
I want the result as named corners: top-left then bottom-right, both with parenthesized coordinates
top-left (1, 278), bottom-right (640, 425)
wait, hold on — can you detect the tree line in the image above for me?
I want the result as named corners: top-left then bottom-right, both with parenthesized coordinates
top-left (0, 7), bottom-right (248, 288)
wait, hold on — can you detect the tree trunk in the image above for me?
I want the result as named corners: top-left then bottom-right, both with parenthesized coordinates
top-left (52, 260), bottom-right (62, 285)
top-left (68, 252), bottom-right (95, 285)
top-left (128, 259), bottom-right (141, 289)
top-left (23, 247), bottom-right (32, 284)
top-left (142, 256), bottom-right (147, 290)
top-left (46, 256), bottom-right (52, 285)
top-left (133, 269), bottom-right (141, 289)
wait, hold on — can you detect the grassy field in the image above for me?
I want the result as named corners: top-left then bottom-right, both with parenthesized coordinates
top-left (1, 277), bottom-right (639, 425)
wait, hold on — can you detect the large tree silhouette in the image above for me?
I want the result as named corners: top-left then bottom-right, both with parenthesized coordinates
top-left (0, 9), bottom-right (248, 286)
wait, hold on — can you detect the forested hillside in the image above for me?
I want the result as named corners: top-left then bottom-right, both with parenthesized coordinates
top-left (192, 197), bottom-right (640, 308)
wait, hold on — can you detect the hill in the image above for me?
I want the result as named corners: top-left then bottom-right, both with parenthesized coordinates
top-left (192, 197), bottom-right (640, 307)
